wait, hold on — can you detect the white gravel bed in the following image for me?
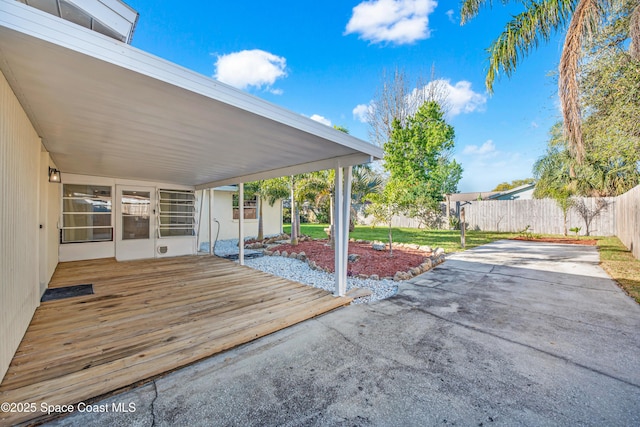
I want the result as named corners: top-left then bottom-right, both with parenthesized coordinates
top-left (242, 252), bottom-right (398, 304)
top-left (204, 238), bottom-right (398, 303)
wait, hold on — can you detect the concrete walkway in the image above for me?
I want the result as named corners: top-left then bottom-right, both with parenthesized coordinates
top-left (47, 240), bottom-right (640, 427)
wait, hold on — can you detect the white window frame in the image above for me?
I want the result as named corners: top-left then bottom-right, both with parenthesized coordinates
top-left (157, 189), bottom-right (196, 238)
top-left (61, 184), bottom-right (113, 243)
top-left (232, 193), bottom-right (258, 220)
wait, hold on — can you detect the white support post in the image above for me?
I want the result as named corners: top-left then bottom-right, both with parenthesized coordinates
top-left (238, 183), bottom-right (245, 266)
top-left (334, 166), bottom-right (346, 296)
top-left (208, 188), bottom-right (213, 255)
top-left (341, 166), bottom-right (352, 286)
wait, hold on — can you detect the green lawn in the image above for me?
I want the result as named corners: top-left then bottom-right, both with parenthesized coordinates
top-left (283, 223), bottom-right (519, 253)
top-left (597, 236), bottom-right (640, 303)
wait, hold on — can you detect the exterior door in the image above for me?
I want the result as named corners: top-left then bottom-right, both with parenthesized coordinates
top-left (115, 185), bottom-right (155, 260)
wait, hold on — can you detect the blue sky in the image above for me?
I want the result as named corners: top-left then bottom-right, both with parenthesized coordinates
top-left (125, 0), bottom-right (566, 192)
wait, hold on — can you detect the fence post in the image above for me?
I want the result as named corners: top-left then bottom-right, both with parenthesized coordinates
top-left (460, 207), bottom-right (466, 248)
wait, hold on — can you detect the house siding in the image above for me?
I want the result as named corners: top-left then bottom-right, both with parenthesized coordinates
top-left (198, 190), bottom-right (283, 243)
top-left (40, 151), bottom-right (61, 295)
top-left (0, 70), bottom-right (42, 379)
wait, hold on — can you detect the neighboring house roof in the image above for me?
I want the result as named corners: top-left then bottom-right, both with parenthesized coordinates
top-left (445, 191), bottom-right (501, 203)
top-left (446, 184), bottom-right (536, 203)
top-left (0, 0), bottom-right (382, 189)
top-left (487, 183), bottom-right (536, 200)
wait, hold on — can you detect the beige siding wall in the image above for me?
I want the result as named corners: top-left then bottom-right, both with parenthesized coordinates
top-left (39, 151), bottom-right (61, 294)
top-left (0, 71), bottom-right (42, 379)
top-left (198, 190), bottom-right (283, 244)
top-left (616, 185), bottom-right (640, 259)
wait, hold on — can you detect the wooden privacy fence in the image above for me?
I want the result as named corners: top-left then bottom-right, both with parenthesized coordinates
top-left (461, 197), bottom-right (617, 236)
top-left (616, 185), bottom-right (640, 259)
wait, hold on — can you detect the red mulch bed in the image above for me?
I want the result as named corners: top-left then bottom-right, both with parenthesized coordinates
top-left (270, 240), bottom-right (430, 277)
top-left (511, 236), bottom-right (597, 246)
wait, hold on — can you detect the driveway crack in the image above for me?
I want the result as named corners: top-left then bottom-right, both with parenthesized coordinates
top-left (149, 380), bottom-right (158, 427)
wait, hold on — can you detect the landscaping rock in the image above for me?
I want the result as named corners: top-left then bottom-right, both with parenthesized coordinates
top-left (434, 247), bottom-right (445, 256)
top-left (357, 274), bottom-right (369, 279)
top-left (281, 251), bottom-right (288, 258)
top-left (419, 245), bottom-right (432, 253)
top-left (297, 253), bottom-right (307, 261)
top-left (411, 267), bottom-right (422, 276)
top-left (289, 252), bottom-right (297, 259)
top-left (372, 241), bottom-right (386, 251)
top-left (369, 274), bottom-right (379, 280)
top-left (271, 250), bottom-right (280, 257)
top-left (348, 253), bottom-right (361, 263)
top-left (263, 250), bottom-right (273, 256)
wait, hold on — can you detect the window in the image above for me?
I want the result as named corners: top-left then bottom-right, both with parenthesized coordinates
top-left (232, 194), bottom-right (257, 220)
top-left (62, 184), bottom-right (113, 243)
top-left (157, 189), bottom-right (196, 237)
top-left (121, 190), bottom-right (150, 240)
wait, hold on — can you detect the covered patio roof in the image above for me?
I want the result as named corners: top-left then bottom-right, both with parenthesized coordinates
top-left (0, 0), bottom-right (382, 188)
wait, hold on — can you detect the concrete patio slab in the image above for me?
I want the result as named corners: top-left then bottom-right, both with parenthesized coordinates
top-left (45, 240), bottom-right (640, 427)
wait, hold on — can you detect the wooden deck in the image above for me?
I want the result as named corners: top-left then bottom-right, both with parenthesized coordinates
top-left (0, 256), bottom-right (352, 425)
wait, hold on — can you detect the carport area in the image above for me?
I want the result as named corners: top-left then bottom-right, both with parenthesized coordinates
top-left (46, 240), bottom-right (640, 426)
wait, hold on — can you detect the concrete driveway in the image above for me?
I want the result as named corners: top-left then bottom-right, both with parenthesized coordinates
top-left (47, 240), bottom-right (640, 427)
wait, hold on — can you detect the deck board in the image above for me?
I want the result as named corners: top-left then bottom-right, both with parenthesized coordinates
top-left (0, 255), bottom-right (351, 425)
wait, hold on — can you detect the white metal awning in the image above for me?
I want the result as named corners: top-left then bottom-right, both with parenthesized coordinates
top-left (0, 0), bottom-right (382, 189)
top-left (16, 0), bottom-right (138, 43)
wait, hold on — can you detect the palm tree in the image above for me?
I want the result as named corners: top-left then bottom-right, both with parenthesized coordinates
top-left (461, 0), bottom-right (640, 163)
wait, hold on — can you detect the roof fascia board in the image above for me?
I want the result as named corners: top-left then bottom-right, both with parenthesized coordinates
top-left (196, 153), bottom-right (374, 190)
top-left (0, 0), bottom-right (382, 159)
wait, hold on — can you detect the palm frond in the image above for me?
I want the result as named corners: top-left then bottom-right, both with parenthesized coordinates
top-left (485, 0), bottom-right (577, 92)
top-left (461, 0), bottom-right (495, 24)
top-left (559, 0), bottom-right (604, 163)
top-left (630, 0), bottom-right (640, 58)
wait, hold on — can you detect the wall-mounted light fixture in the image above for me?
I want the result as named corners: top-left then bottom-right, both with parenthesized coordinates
top-left (48, 167), bottom-right (61, 183)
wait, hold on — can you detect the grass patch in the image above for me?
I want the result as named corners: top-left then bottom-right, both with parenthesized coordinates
top-left (597, 236), bottom-right (640, 303)
top-left (284, 223), bottom-right (518, 253)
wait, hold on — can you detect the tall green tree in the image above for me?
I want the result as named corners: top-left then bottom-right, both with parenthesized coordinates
top-left (461, 0), bottom-right (640, 163)
top-left (534, 122), bottom-right (639, 198)
top-left (383, 101), bottom-right (463, 226)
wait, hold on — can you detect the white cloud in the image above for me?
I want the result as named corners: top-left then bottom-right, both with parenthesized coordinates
top-left (214, 49), bottom-right (287, 92)
top-left (445, 9), bottom-right (455, 23)
top-left (442, 80), bottom-right (487, 116)
top-left (352, 103), bottom-right (372, 123)
top-left (408, 79), bottom-right (486, 117)
top-left (310, 114), bottom-right (332, 126)
top-left (530, 121), bottom-right (539, 129)
top-left (345, 0), bottom-right (438, 44)
top-left (462, 140), bottom-right (497, 156)
top-left (353, 78), bottom-right (486, 129)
